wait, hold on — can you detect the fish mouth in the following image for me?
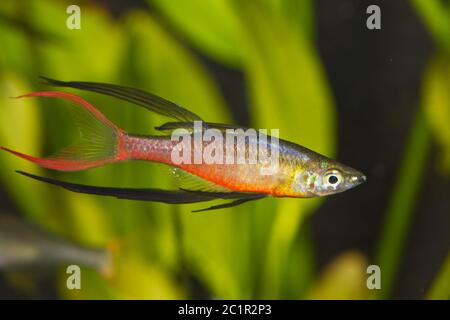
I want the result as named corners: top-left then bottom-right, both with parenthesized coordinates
top-left (347, 172), bottom-right (367, 188)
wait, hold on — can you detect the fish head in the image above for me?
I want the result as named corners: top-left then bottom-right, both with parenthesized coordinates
top-left (315, 162), bottom-right (366, 196)
top-left (292, 159), bottom-right (366, 197)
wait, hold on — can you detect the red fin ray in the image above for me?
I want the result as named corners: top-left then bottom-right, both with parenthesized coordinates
top-left (1, 91), bottom-right (128, 171)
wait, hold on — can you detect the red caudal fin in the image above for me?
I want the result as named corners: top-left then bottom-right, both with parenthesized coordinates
top-left (1, 91), bottom-right (128, 171)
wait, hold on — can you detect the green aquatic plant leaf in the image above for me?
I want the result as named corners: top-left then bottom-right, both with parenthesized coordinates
top-left (308, 251), bottom-right (369, 300)
top-left (411, 0), bottom-right (450, 50)
top-left (427, 252), bottom-right (450, 300)
top-left (150, 0), bottom-right (241, 66)
top-left (422, 53), bottom-right (450, 173)
top-left (28, 0), bottom-right (124, 80)
top-left (261, 0), bottom-right (314, 38)
top-left (0, 7), bottom-right (36, 77)
top-left (0, 73), bottom-right (56, 225)
top-left (150, 0), bottom-right (315, 66)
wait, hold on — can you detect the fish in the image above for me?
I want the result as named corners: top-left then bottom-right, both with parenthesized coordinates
top-left (0, 77), bottom-right (366, 212)
top-left (0, 213), bottom-right (111, 275)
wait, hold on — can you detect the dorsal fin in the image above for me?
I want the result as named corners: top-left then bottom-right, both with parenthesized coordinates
top-left (40, 77), bottom-right (203, 122)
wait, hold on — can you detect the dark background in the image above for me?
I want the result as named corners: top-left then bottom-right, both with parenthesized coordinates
top-left (313, 0), bottom-right (448, 299)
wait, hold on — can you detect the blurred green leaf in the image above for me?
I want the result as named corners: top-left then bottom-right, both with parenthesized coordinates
top-left (283, 222), bottom-right (315, 299)
top-left (0, 6), bottom-right (36, 76)
top-left (427, 252), bottom-right (450, 299)
top-left (110, 248), bottom-right (185, 299)
top-left (420, 50), bottom-right (450, 302)
top-left (122, 11), bottom-right (230, 124)
top-left (28, 0), bottom-right (124, 80)
top-left (239, 1), bottom-right (334, 159)
top-left (308, 251), bottom-right (369, 300)
top-left (411, 0), bottom-right (450, 50)
top-left (150, 0), bottom-right (315, 66)
top-left (422, 53), bottom-right (450, 173)
top-left (261, 0), bottom-right (314, 38)
top-left (150, 0), bottom-right (241, 66)
top-left (60, 268), bottom-right (117, 299)
top-left (0, 72), bottom-right (64, 230)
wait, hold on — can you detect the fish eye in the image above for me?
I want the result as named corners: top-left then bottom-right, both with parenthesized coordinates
top-left (328, 175), bottom-right (338, 184)
top-left (323, 169), bottom-right (342, 188)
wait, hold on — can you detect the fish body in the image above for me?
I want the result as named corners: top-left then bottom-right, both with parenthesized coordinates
top-left (123, 134), bottom-right (364, 197)
top-left (0, 78), bottom-right (366, 211)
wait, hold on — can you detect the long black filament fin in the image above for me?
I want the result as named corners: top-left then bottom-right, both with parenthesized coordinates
top-left (192, 196), bottom-right (266, 213)
top-left (16, 171), bottom-right (265, 211)
top-left (17, 171), bottom-right (216, 204)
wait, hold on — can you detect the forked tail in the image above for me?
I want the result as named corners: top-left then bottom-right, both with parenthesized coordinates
top-left (0, 92), bottom-right (128, 171)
